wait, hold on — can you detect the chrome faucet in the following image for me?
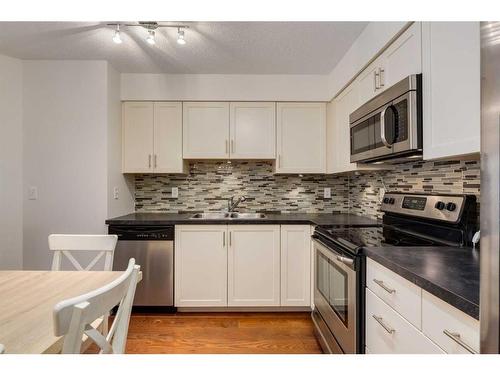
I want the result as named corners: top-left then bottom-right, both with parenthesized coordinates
top-left (227, 195), bottom-right (246, 212)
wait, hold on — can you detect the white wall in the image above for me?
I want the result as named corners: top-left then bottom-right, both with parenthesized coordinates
top-left (327, 22), bottom-right (409, 98)
top-left (0, 54), bottom-right (23, 269)
top-left (121, 73), bottom-right (329, 101)
top-left (107, 64), bottom-right (134, 218)
top-left (22, 60), bottom-right (109, 270)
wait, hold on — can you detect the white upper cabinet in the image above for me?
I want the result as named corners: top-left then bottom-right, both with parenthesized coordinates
top-left (229, 102), bottom-right (276, 159)
top-left (183, 102), bottom-right (230, 159)
top-left (381, 22), bottom-right (422, 89)
top-left (227, 225), bottom-right (281, 306)
top-left (153, 102), bottom-right (186, 173)
top-left (276, 102), bottom-right (326, 174)
top-left (122, 102), bottom-right (154, 173)
top-left (357, 22), bottom-right (422, 107)
top-left (422, 22), bottom-right (480, 160)
top-left (122, 102), bottom-right (186, 174)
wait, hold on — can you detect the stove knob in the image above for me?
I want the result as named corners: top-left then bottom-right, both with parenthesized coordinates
top-left (389, 198), bottom-right (395, 204)
top-left (383, 197), bottom-right (390, 204)
top-left (435, 201), bottom-right (445, 210)
top-left (446, 202), bottom-right (457, 211)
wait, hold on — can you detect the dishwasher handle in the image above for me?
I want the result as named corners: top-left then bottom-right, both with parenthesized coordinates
top-left (108, 225), bottom-right (175, 241)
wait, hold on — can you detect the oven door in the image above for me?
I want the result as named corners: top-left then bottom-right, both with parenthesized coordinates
top-left (313, 239), bottom-right (357, 353)
top-left (350, 110), bottom-right (392, 163)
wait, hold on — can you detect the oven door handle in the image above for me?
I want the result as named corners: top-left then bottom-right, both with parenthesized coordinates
top-left (336, 255), bottom-right (354, 266)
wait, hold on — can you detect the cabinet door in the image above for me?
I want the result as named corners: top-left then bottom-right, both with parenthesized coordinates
top-left (280, 225), bottom-right (311, 306)
top-left (153, 102), bottom-right (186, 173)
top-left (357, 60), bottom-right (381, 105)
top-left (228, 225), bottom-right (280, 306)
top-left (175, 225), bottom-right (228, 307)
top-left (122, 102), bottom-right (154, 173)
top-left (276, 103), bottom-right (326, 174)
top-left (183, 102), bottom-right (230, 159)
top-left (381, 22), bottom-right (422, 89)
top-left (331, 85), bottom-right (360, 174)
top-left (422, 22), bottom-right (480, 160)
top-left (230, 102), bottom-right (276, 159)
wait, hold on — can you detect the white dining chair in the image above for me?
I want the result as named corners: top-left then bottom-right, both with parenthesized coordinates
top-left (48, 234), bottom-right (118, 271)
top-left (0, 344), bottom-right (4, 354)
top-left (53, 258), bottom-right (140, 354)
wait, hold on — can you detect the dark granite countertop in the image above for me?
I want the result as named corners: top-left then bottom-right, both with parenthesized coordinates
top-left (363, 246), bottom-right (480, 319)
top-left (105, 212), bottom-right (380, 227)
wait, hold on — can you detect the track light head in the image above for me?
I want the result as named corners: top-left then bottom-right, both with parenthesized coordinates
top-left (146, 30), bottom-right (156, 45)
top-left (177, 28), bottom-right (186, 45)
top-left (112, 25), bottom-right (122, 44)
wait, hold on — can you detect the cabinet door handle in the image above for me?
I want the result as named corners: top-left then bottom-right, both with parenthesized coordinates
top-left (443, 330), bottom-right (477, 354)
top-left (373, 279), bottom-right (396, 294)
top-left (374, 70), bottom-right (379, 90)
top-left (223, 232), bottom-right (226, 247)
top-left (148, 154), bottom-right (152, 168)
top-left (229, 231), bottom-right (232, 246)
top-left (154, 154), bottom-right (157, 168)
top-left (372, 315), bottom-right (395, 334)
top-left (379, 68), bottom-right (385, 87)
top-left (225, 140), bottom-right (229, 154)
top-left (278, 154), bottom-right (281, 168)
top-left (231, 140), bottom-right (234, 153)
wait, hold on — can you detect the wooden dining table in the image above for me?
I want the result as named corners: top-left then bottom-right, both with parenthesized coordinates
top-left (0, 270), bottom-right (125, 354)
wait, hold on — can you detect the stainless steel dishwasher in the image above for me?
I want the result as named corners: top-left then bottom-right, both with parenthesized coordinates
top-left (108, 225), bottom-right (174, 309)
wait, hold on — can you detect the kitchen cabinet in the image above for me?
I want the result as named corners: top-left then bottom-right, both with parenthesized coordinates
top-left (229, 102), bottom-right (276, 159)
top-left (122, 102), bottom-right (154, 173)
top-left (122, 101), bottom-right (186, 173)
top-left (174, 225), bottom-right (228, 307)
top-left (183, 102), bottom-right (230, 159)
top-left (422, 22), bottom-right (480, 160)
top-left (356, 23), bottom-right (422, 105)
top-left (276, 102), bottom-right (326, 174)
top-left (365, 258), bottom-right (479, 354)
top-left (280, 225), bottom-right (312, 306)
top-left (227, 225), bottom-right (280, 306)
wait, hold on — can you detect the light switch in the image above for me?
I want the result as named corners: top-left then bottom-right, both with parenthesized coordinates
top-left (324, 187), bottom-right (331, 199)
top-left (28, 186), bottom-right (38, 200)
top-left (172, 187), bottom-right (179, 198)
top-left (113, 187), bottom-right (119, 200)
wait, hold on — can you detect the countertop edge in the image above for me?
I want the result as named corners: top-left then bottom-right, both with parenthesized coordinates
top-left (364, 249), bottom-right (479, 320)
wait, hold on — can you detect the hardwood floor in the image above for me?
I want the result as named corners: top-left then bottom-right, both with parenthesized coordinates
top-left (91, 312), bottom-right (323, 354)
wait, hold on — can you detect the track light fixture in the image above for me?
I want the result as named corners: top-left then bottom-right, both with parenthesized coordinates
top-left (112, 24), bottom-right (122, 44)
top-left (107, 22), bottom-right (190, 47)
top-left (177, 27), bottom-right (186, 45)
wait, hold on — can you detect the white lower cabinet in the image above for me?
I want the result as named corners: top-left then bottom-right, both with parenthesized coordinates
top-left (366, 289), bottom-right (444, 354)
top-left (228, 225), bottom-right (281, 306)
top-left (280, 225), bottom-right (312, 306)
top-left (422, 290), bottom-right (479, 354)
top-left (175, 225), bottom-right (228, 307)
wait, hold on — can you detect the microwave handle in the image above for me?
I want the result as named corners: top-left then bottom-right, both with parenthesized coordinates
top-left (380, 106), bottom-right (392, 148)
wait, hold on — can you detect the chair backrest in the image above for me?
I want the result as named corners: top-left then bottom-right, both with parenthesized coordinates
top-left (49, 234), bottom-right (118, 271)
top-left (0, 344), bottom-right (4, 354)
top-left (53, 258), bottom-right (140, 354)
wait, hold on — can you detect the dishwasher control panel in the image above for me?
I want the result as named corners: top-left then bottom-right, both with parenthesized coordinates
top-left (108, 225), bottom-right (175, 241)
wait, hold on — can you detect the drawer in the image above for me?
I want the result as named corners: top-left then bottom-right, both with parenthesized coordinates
top-left (366, 258), bottom-right (422, 328)
top-left (366, 288), bottom-right (444, 354)
top-left (422, 290), bottom-right (479, 354)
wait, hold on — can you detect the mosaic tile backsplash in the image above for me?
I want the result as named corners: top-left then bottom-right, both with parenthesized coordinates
top-left (134, 159), bottom-right (480, 220)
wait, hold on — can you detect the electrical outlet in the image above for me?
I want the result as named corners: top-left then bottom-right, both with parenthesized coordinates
top-left (172, 187), bottom-right (179, 198)
top-left (28, 186), bottom-right (38, 200)
top-left (324, 187), bottom-right (331, 199)
top-left (113, 187), bottom-right (119, 200)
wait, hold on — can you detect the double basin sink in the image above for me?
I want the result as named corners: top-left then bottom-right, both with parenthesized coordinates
top-left (190, 212), bottom-right (267, 220)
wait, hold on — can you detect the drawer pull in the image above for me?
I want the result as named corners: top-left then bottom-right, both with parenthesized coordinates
top-left (372, 315), bottom-right (395, 334)
top-left (443, 329), bottom-right (477, 354)
top-left (373, 279), bottom-right (396, 294)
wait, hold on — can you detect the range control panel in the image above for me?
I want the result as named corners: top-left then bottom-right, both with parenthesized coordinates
top-left (381, 193), bottom-right (465, 223)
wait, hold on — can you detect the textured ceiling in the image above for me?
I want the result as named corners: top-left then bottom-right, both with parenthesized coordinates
top-left (0, 22), bottom-right (367, 74)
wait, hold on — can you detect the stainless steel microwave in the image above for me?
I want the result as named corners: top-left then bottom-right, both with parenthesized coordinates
top-left (349, 74), bottom-right (422, 163)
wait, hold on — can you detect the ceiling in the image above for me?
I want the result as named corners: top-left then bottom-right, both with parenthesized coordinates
top-left (0, 22), bottom-right (367, 74)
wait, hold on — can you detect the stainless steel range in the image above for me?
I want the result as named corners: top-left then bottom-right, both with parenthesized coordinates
top-left (311, 192), bottom-right (478, 354)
